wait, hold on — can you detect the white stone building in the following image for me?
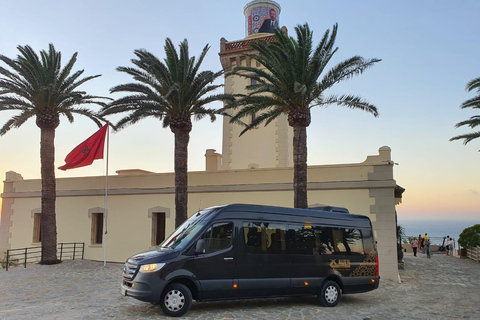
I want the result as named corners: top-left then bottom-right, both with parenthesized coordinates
top-left (0, 0), bottom-right (402, 281)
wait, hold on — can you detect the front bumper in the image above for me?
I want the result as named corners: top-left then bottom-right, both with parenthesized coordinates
top-left (121, 272), bottom-right (166, 303)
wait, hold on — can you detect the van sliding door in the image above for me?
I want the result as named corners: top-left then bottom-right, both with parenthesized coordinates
top-left (234, 222), bottom-right (290, 298)
top-left (287, 224), bottom-right (328, 295)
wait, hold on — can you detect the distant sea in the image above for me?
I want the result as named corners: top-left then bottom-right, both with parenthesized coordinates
top-left (398, 219), bottom-right (479, 245)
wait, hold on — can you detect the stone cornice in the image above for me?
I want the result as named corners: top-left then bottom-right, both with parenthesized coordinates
top-left (220, 35), bottom-right (275, 55)
top-left (1, 179), bottom-right (396, 198)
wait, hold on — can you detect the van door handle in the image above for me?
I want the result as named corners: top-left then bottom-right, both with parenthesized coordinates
top-left (224, 257), bottom-right (234, 262)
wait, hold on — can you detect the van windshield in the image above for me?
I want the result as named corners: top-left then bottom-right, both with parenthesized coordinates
top-left (160, 207), bottom-right (218, 250)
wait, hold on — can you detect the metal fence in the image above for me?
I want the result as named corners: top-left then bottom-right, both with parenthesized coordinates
top-left (3, 242), bottom-right (84, 271)
top-left (467, 247), bottom-right (480, 262)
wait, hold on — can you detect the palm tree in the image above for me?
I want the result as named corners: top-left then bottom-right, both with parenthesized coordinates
top-left (222, 23), bottom-right (380, 208)
top-left (101, 38), bottom-right (234, 228)
top-left (450, 77), bottom-right (480, 148)
top-left (0, 44), bottom-right (108, 264)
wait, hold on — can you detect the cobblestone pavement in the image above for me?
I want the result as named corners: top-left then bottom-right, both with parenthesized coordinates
top-left (1, 252), bottom-right (479, 319)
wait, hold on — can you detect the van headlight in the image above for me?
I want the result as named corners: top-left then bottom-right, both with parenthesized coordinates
top-left (139, 263), bottom-right (165, 273)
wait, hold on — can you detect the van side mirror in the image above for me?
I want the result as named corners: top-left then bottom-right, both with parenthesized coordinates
top-left (195, 239), bottom-right (206, 254)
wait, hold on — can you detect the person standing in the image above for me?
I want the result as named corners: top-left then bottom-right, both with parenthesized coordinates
top-left (418, 234), bottom-right (423, 254)
top-left (411, 238), bottom-right (418, 257)
top-left (422, 233), bottom-right (429, 254)
top-left (448, 237), bottom-right (454, 257)
top-left (425, 238), bottom-right (431, 258)
top-left (445, 235), bottom-right (450, 256)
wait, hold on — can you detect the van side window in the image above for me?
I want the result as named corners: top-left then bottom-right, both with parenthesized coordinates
top-left (330, 228), bottom-right (363, 254)
top-left (243, 222), bottom-right (287, 254)
top-left (361, 228), bottom-right (375, 253)
top-left (289, 226), bottom-right (364, 255)
top-left (289, 225), bottom-right (316, 255)
top-left (201, 222), bottom-right (233, 253)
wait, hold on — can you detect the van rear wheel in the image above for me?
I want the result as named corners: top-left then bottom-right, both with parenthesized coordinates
top-left (318, 280), bottom-right (341, 307)
top-left (160, 283), bottom-right (192, 317)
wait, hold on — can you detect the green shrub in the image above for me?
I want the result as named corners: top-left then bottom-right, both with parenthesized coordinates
top-left (458, 224), bottom-right (480, 248)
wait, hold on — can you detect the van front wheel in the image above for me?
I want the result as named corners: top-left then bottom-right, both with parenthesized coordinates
top-left (318, 280), bottom-right (341, 307)
top-left (160, 283), bottom-right (192, 317)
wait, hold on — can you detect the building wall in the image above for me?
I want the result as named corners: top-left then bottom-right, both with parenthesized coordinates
top-left (1, 146), bottom-right (400, 281)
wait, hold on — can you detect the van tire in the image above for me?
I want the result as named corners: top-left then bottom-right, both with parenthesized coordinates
top-left (318, 280), bottom-right (341, 307)
top-left (160, 283), bottom-right (192, 317)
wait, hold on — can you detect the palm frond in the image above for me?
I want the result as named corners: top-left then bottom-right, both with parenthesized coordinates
top-left (460, 95), bottom-right (480, 109)
top-left (164, 38), bottom-right (180, 80)
top-left (239, 108), bottom-right (283, 136)
top-left (0, 118), bottom-right (16, 135)
top-left (466, 77), bottom-right (480, 92)
top-left (0, 109), bottom-right (35, 135)
top-left (451, 77), bottom-right (480, 148)
top-left (317, 94), bottom-right (379, 117)
top-left (116, 66), bottom-right (161, 90)
top-left (0, 96), bottom-right (33, 109)
top-left (115, 108), bottom-right (163, 130)
top-left (191, 44), bottom-right (210, 79)
top-left (453, 116), bottom-right (480, 129)
top-left (449, 132), bottom-right (480, 145)
top-left (64, 74), bottom-right (101, 93)
top-left (57, 51), bottom-right (78, 85)
top-left (319, 56), bottom-right (381, 91)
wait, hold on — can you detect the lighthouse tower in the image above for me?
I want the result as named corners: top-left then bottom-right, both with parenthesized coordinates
top-left (219, 0), bottom-right (292, 170)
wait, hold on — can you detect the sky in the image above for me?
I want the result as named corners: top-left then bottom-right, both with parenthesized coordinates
top-left (0, 0), bottom-right (479, 221)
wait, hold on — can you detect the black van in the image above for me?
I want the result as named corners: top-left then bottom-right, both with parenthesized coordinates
top-left (121, 204), bottom-right (380, 317)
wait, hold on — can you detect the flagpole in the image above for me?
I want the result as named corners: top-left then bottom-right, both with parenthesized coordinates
top-left (103, 123), bottom-right (110, 267)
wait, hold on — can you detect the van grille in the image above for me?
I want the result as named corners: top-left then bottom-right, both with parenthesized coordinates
top-left (123, 259), bottom-right (139, 280)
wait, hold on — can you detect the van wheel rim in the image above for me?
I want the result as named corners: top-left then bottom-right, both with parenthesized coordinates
top-left (164, 289), bottom-right (185, 312)
top-left (325, 285), bottom-right (338, 303)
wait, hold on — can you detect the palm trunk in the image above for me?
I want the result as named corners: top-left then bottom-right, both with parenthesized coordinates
top-left (293, 125), bottom-right (308, 208)
top-left (40, 126), bottom-right (59, 264)
top-left (174, 130), bottom-right (190, 228)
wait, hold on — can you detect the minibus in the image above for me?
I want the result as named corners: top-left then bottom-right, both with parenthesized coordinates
top-left (121, 204), bottom-right (380, 317)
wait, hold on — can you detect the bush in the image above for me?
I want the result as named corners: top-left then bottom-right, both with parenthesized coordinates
top-left (458, 224), bottom-right (480, 248)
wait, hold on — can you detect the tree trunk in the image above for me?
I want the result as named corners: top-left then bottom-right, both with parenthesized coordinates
top-left (293, 125), bottom-right (308, 208)
top-left (173, 129), bottom-right (190, 228)
top-left (40, 126), bottom-right (59, 264)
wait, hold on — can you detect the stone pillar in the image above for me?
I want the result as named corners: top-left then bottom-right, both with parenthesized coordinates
top-left (367, 147), bottom-right (401, 282)
top-left (0, 171), bottom-right (24, 256)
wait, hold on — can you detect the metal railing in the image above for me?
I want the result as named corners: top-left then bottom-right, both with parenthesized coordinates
top-left (3, 242), bottom-right (84, 271)
top-left (401, 236), bottom-right (453, 246)
top-left (467, 247), bottom-right (480, 262)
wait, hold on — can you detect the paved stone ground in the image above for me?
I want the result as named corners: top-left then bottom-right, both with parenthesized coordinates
top-left (1, 251), bottom-right (479, 319)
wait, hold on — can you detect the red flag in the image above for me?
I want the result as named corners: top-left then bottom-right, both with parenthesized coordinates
top-left (58, 124), bottom-right (108, 171)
